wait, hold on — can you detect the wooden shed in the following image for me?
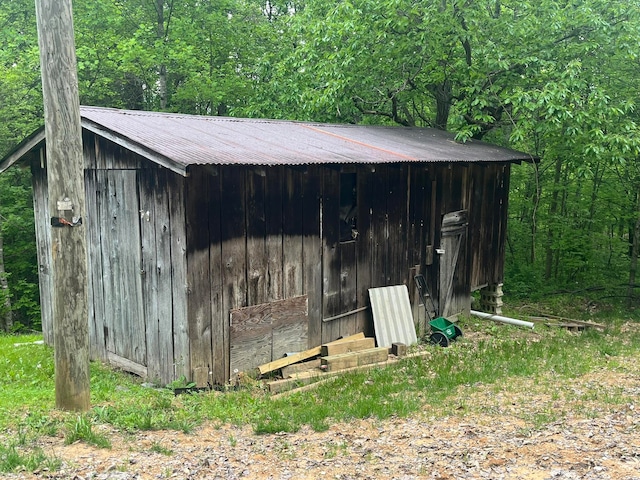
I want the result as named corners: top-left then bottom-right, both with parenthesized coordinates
top-left (0, 107), bottom-right (532, 386)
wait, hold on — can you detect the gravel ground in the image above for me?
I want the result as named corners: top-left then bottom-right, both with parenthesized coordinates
top-left (5, 327), bottom-right (640, 480)
top-left (10, 408), bottom-right (640, 480)
top-left (8, 366), bottom-right (640, 480)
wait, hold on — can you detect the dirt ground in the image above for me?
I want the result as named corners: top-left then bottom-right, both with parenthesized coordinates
top-left (6, 367), bottom-right (638, 480)
top-left (5, 329), bottom-right (640, 480)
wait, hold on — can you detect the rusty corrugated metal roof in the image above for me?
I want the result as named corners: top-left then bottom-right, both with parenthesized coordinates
top-left (0, 106), bottom-right (535, 175)
top-left (80, 107), bottom-right (534, 170)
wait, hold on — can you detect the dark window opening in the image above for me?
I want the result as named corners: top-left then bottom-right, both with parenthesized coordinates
top-left (339, 172), bottom-right (358, 242)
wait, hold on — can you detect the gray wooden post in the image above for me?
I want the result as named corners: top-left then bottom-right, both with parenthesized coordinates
top-left (35, 0), bottom-right (90, 411)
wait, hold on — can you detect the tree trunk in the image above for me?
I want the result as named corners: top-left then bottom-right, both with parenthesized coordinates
top-left (530, 164), bottom-right (541, 264)
top-left (157, 0), bottom-right (167, 109)
top-left (627, 193), bottom-right (640, 308)
top-left (431, 79), bottom-right (452, 130)
top-left (545, 157), bottom-right (563, 280)
top-left (0, 217), bottom-right (13, 332)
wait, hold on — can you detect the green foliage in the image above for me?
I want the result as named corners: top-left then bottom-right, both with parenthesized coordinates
top-left (65, 415), bottom-right (111, 449)
top-left (0, 169), bottom-right (40, 331)
top-left (149, 441), bottom-right (174, 456)
top-left (166, 375), bottom-right (196, 390)
top-left (0, 0), bottom-right (43, 158)
top-left (2, 0), bottom-right (640, 323)
top-left (0, 442), bottom-right (60, 474)
top-left (0, 335), bottom-right (55, 421)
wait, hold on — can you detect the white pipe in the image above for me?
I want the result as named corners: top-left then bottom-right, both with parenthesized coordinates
top-left (470, 310), bottom-right (535, 329)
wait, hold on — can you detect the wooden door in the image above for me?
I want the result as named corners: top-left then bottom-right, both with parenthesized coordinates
top-left (96, 170), bottom-right (146, 372)
top-left (438, 210), bottom-right (468, 318)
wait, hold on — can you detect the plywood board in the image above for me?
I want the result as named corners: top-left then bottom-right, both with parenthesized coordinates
top-left (368, 285), bottom-right (417, 348)
top-left (230, 295), bottom-right (308, 375)
top-left (272, 296), bottom-right (308, 359)
top-left (230, 303), bottom-right (272, 376)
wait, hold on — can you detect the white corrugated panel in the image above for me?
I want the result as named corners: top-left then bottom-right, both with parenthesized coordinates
top-left (368, 285), bottom-right (418, 348)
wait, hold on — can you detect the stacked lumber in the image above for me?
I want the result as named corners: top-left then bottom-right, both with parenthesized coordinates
top-left (257, 333), bottom-right (405, 395)
top-left (527, 314), bottom-right (606, 331)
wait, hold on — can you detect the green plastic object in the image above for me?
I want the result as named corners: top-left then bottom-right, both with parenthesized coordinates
top-left (429, 317), bottom-right (459, 340)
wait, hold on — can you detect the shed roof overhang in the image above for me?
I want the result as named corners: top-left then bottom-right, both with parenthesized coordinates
top-left (1, 106), bottom-right (537, 176)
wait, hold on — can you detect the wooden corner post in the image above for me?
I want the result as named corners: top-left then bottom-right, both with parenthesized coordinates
top-left (35, 0), bottom-right (90, 411)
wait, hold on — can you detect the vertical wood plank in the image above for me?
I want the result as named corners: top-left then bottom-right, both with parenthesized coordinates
top-left (355, 166), bottom-right (373, 337)
top-left (406, 165), bottom-right (433, 329)
top-left (139, 170), bottom-right (159, 381)
top-left (246, 169), bottom-right (267, 305)
top-left (30, 159), bottom-right (54, 346)
top-left (185, 170), bottom-right (212, 386)
top-left (115, 171), bottom-right (146, 365)
top-left (220, 167), bottom-right (247, 383)
top-left (431, 168), bottom-right (443, 315)
top-left (387, 165), bottom-right (407, 286)
top-left (283, 168), bottom-right (303, 298)
top-left (468, 164), bottom-right (482, 289)
top-left (408, 166), bottom-right (429, 270)
top-left (370, 165), bottom-right (389, 289)
top-left (457, 168), bottom-right (472, 313)
top-left (153, 168), bottom-right (175, 383)
top-left (322, 167), bottom-right (341, 343)
top-left (97, 170), bottom-right (115, 355)
top-left (338, 240), bottom-right (357, 337)
top-left (208, 171), bottom-right (225, 385)
top-left (168, 173), bottom-right (189, 381)
top-left (84, 168), bottom-right (106, 361)
top-left (302, 166), bottom-right (322, 348)
top-left (265, 166), bottom-right (284, 301)
top-left (95, 137), bottom-right (106, 170)
top-left (82, 132), bottom-right (95, 169)
top-left (495, 164), bottom-right (511, 283)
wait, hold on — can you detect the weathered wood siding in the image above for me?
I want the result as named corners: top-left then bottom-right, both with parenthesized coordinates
top-left (185, 165), bottom-right (322, 384)
top-left (32, 131), bottom-right (511, 386)
top-left (83, 136), bottom-right (188, 384)
top-left (186, 165), bottom-right (450, 384)
top-left (468, 163), bottom-right (511, 290)
top-left (30, 152), bottom-right (54, 346)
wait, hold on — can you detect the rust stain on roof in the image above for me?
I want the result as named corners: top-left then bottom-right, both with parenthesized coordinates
top-left (1, 106), bottom-right (535, 175)
top-left (300, 124), bottom-right (418, 161)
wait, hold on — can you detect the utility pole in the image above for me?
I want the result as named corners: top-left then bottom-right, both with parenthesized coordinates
top-left (35, 0), bottom-right (90, 411)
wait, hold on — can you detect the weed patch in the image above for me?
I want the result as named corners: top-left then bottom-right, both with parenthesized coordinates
top-left (1, 299), bottom-right (640, 459)
top-left (65, 415), bottom-right (111, 449)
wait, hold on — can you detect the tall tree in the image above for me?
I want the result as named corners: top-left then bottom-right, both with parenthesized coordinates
top-left (0, 213), bottom-right (12, 332)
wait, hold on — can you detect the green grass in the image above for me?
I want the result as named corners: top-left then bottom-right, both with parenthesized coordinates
top-left (1, 298), bottom-right (640, 474)
top-left (65, 415), bottom-right (111, 448)
top-left (149, 442), bottom-right (174, 456)
top-left (0, 442), bottom-right (61, 473)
